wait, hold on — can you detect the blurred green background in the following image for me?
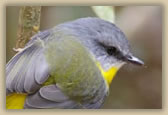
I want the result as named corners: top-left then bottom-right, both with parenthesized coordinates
top-left (6, 6), bottom-right (162, 109)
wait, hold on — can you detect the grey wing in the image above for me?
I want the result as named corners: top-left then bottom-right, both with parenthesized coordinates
top-left (24, 85), bottom-right (82, 109)
top-left (24, 84), bottom-right (105, 109)
top-left (6, 30), bottom-right (83, 109)
top-left (6, 30), bottom-right (51, 94)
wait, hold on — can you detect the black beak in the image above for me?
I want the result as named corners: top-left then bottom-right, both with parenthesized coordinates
top-left (125, 55), bottom-right (144, 66)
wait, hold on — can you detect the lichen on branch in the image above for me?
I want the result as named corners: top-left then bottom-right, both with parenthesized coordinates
top-left (15, 6), bottom-right (41, 50)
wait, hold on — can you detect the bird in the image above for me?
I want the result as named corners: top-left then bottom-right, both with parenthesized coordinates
top-left (6, 17), bottom-right (144, 109)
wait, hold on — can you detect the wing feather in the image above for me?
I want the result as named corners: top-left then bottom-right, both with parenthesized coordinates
top-left (6, 30), bottom-right (50, 94)
top-left (39, 85), bottom-right (69, 102)
top-left (25, 85), bottom-right (79, 109)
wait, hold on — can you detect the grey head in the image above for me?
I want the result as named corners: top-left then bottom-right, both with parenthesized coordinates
top-left (55, 17), bottom-right (144, 71)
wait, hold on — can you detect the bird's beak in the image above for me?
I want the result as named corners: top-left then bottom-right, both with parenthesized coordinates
top-left (125, 55), bottom-right (144, 66)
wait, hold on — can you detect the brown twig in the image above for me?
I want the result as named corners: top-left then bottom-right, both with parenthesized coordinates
top-left (14, 6), bottom-right (41, 51)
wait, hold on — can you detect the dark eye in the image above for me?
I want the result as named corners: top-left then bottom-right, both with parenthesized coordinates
top-left (106, 47), bottom-right (118, 55)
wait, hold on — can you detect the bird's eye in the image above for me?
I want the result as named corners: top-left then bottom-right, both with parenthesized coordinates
top-left (106, 46), bottom-right (118, 55)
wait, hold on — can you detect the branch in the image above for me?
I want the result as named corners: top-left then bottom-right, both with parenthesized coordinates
top-left (14, 6), bottom-right (41, 51)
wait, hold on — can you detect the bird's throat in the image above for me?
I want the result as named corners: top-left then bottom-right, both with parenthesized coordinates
top-left (96, 62), bottom-right (119, 85)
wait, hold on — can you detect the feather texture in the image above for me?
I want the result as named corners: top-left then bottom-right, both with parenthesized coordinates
top-left (25, 85), bottom-right (80, 109)
top-left (6, 30), bottom-right (50, 94)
